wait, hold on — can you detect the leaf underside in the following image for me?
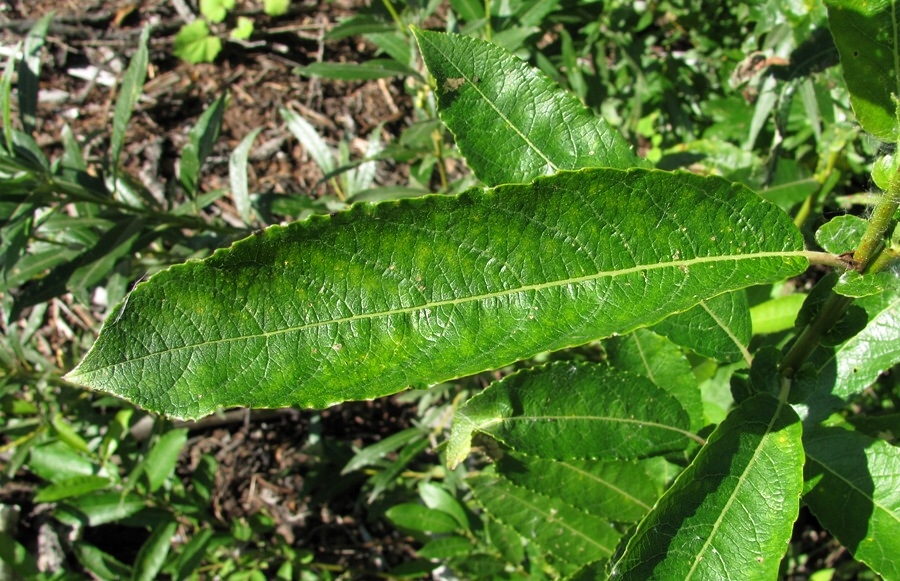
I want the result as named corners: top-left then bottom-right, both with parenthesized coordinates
top-left (66, 168), bottom-right (807, 419)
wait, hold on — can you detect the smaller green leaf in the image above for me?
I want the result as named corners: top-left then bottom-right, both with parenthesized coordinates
top-left (652, 292), bottom-right (752, 364)
top-left (872, 153), bottom-right (900, 190)
top-left (810, 280), bottom-right (900, 417)
top-left (230, 16), bottom-right (254, 40)
top-left (833, 270), bottom-right (892, 298)
top-left (342, 427), bottom-right (424, 473)
top-left (29, 441), bottom-right (97, 483)
top-left (173, 20), bottom-right (222, 64)
top-left (132, 518), bottom-right (178, 581)
top-left (366, 32), bottom-right (414, 68)
top-left (180, 94), bottom-right (228, 197)
top-left (470, 473), bottom-right (619, 574)
top-left (413, 27), bottom-right (642, 186)
top-left (228, 127), bottom-right (262, 224)
top-left (495, 453), bottom-right (661, 523)
top-left (296, 59), bottom-right (414, 81)
top-left (448, 361), bottom-right (694, 468)
top-left (55, 492), bottom-right (146, 527)
top-left (326, 15), bottom-right (394, 40)
top-left (815, 214), bottom-right (868, 254)
top-left (200, 0), bottom-right (234, 23)
top-left (825, 0), bottom-right (900, 141)
top-left (264, 0), bottom-right (290, 17)
top-left (141, 428), bottom-right (188, 493)
top-left (279, 107), bottom-right (335, 174)
top-left (804, 425), bottom-right (900, 580)
top-left (72, 542), bottom-right (132, 580)
top-left (417, 536), bottom-right (474, 560)
top-left (605, 328), bottom-right (704, 432)
top-left (51, 414), bottom-right (92, 454)
top-left (111, 27), bottom-right (149, 172)
top-left (611, 394), bottom-right (803, 580)
top-left (100, 408), bottom-right (133, 464)
top-left (750, 293), bottom-right (807, 335)
top-left (418, 482), bottom-right (469, 530)
top-left (386, 503), bottom-right (460, 534)
top-left (170, 528), bottom-right (214, 580)
top-left (35, 475), bottom-right (113, 503)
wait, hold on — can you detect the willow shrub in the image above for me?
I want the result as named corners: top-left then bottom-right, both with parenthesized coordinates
top-left (67, 3), bottom-right (900, 578)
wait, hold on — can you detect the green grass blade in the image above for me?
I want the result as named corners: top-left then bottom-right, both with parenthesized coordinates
top-left (0, 45), bottom-right (18, 153)
top-left (110, 27), bottom-right (150, 174)
top-left (179, 93), bottom-right (228, 200)
top-left (16, 14), bottom-right (51, 136)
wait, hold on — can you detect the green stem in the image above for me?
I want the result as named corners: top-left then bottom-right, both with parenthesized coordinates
top-left (778, 292), bottom-right (854, 377)
top-left (780, 164), bottom-right (900, 377)
top-left (854, 181), bottom-right (900, 270)
top-left (794, 150), bottom-right (839, 229)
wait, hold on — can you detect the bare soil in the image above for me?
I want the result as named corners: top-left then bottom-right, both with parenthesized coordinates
top-left (0, 0), bottom-right (437, 576)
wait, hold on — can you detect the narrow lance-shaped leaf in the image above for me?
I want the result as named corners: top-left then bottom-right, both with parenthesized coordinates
top-left (610, 393), bottom-right (804, 580)
top-left (66, 168), bottom-right (808, 420)
top-left (825, 0), bottom-right (900, 141)
top-left (110, 27), bottom-right (150, 173)
top-left (448, 361), bottom-right (694, 468)
top-left (17, 15), bottom-right (51, 136)
top-left (803, 278), bottom-right (900, 423)
top-left (804, 425), bottom-right (900, 580)
top-left (413, 27), bottom-right (644, 185)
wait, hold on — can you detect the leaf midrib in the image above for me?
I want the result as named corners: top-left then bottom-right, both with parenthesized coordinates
top-left (685, 398), bottom-right (790, 579)
top-left (73, 250), bottom-right (804, 376)
top-left (482, 414), bottom-right (698, 442)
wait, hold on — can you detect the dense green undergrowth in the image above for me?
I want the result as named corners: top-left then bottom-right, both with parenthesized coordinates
top-left (3, 1), bottom-right (900, 579)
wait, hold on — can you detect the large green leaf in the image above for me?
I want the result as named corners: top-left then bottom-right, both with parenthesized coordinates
top-left (826, 0), bottom-right (900, 141)
top-left (448, 362), bottom-right (694, 467)
top-left (610, 394), bottom-right (804, 580)
top-left (804, 426), bottom-right (900, 580)
top-left (413, 28), bottom-right (642, 185)
top-left (66, 168), bottom-right (808, 420)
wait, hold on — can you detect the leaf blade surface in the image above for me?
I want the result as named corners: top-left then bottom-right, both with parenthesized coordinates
top-left (610, 393), bottom-right (804, 580)
top-left (803, 426), bottom-right (900, 580)
top-left (67, 168), bottom-right (807, 419)
top-left (413, 28), bottom-right (643, 185)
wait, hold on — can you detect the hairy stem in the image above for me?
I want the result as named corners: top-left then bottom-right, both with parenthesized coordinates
top-left (780, 165), bottom-right (900, 377)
